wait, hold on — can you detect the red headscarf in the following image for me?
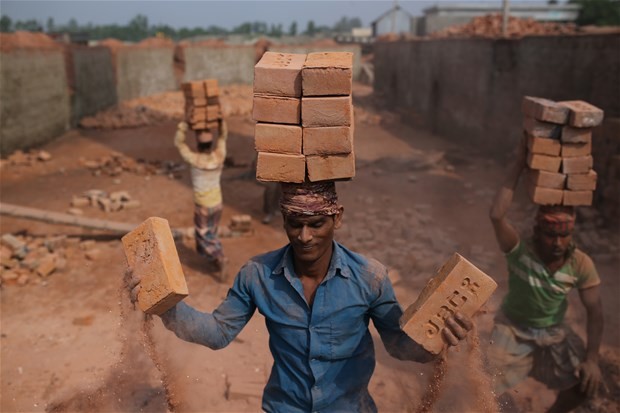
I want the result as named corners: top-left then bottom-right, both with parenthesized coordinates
top-left (280, 181), bottom-right (341, 217)
top-left (536, 205), bottom-right (576, 234)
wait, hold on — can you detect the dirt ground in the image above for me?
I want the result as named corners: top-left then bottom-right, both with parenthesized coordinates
top-left (1, 83), bottom-right (618, 413)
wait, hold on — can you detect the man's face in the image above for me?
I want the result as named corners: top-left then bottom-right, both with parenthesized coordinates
top-left (283, 208), bottom-right (343, 264)
top-left (536, 227), bottom-right (573, 260)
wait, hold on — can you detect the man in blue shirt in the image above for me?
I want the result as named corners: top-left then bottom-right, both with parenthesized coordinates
top-left (128, 181), bottom-right (472, 412)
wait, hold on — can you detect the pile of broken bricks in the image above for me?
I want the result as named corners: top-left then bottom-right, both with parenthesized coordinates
top-left (523, 97), bottom-right (603, 206)
top-left (0, 150), bottom-right (52, 168)
top-left (68, 189), bottom-right (140, 215)
top-left (0, 233), bottom-right (102, 288)
top-left (182, 78), bottom-right (222, 143)
top-left (79, 153), bottom-right (185, 179)
top-left (253, 51), bottom-right (355, 183)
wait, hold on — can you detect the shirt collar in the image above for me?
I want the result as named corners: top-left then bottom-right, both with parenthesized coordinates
top-left (272, 241), bottom-right (351, 279)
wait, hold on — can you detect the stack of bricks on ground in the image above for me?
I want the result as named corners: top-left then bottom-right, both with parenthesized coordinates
top-left (253, 51), bottom-right (355, 183)
top-left (182, 79), bottom-right (222, 141)
top-left (1, 233), bottom-right (102, 287)
top-left (523, 97), bottom-right (604, 206)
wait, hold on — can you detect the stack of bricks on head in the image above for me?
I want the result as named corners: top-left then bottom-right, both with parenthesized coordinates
top-left (523, 97), bottom-right (604, 206)
top-left (122, 217), bottom-right (189, 315)
top-left (182, 78), bottom-right (222, 143)
top-left (253, 51), bottom-right (355, 183)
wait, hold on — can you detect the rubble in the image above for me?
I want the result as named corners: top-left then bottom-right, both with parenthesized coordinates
top-left (2, 150), bottom-right (53, 167)
top-left (0, 232), bottom-right (111, 287)
top-left (78, 152), bottom-right (185, 178)
top-left (69, 189), bottom-right (140, 213)
top-left (430, 14), bottom-right (579, 39)
top-left (78, 85), bottom-right (253, 129)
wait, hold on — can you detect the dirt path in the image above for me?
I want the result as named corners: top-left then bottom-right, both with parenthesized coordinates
top-left (1, 83), bottom-right (618, 413)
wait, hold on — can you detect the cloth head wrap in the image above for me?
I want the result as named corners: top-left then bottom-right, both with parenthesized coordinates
top-left (536, 205), bottom-right (576, 234)
top-left (280, 181), bottom-right (341, 217)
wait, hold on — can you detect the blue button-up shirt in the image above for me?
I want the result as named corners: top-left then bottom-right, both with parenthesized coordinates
top-left (161, 242), bottom-right (430, 412)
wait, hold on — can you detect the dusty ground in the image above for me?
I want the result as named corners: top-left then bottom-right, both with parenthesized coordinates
top-left (1, 83), bottom-right (618, 413)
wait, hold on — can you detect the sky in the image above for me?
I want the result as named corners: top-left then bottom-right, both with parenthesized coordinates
top-left (0, 0), bottom-right (525, 30)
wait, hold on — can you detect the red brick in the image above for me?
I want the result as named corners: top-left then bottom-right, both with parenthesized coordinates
top-left (204, 79), bottom-right (219, 97)
top-left (527, 152), bottom-right (561, 172)
top-left (566, 169), bottom-right (597, 191)
top-left (256, 152), bottom-right (305, 183)
top-left (558, 100), bottom-right (604, 128)
top-left (205, 105), bottom-right (221, 121)
top-left (306, 153), bottom-right (355, 181)
top-left (561, 155), bottom-right (593, 174)
top-left (527, 180), bottom-right (563, 205)
top-left (563, 190), bottom-right (593, 206)
top-left (521, 96), bottom-right (569, 124)
top-left (303, 126), bottom-right (353, 155)
top-left (302, 52), bottom-right (353, 96)
top-left (527, 134), bottom-right (560, 156)
top-left (254, 52), bottom-right (306, 97)
top-left (527, 168), bottom-right (566, 189)
top-left (561, 126), bottom-right (592, 143)
top-left (186, 97), bottom-right (207, 107)
top-left (302, 96), bottom-right (352, 127)
top-left (252, 95), bottom-right (301, 125)
top-left (122, 217), bottom-right (189, 315)
top-left (400, 253), bottom-right (497, 355)
top-left (182, 81), bottom-right (206, 98)
top-left (255, 123), bottom-right (302, 154)
top-left (561, 139), bottom-right (591, 157)
top-left (523, 117), bottom-right (561, 139)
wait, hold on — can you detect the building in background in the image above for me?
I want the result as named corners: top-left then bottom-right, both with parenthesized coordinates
top-left (371, 4), bottom-right (418, 37)
top-left (421, 2), bottom-right (580, 35)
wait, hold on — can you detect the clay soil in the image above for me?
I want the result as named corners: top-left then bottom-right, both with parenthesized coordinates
top-left (1, 83), bottom-right (618, 413)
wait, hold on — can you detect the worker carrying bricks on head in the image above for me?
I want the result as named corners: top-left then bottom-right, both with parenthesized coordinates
top-left (488, 135), bottom-right (604, 413)
top-left (174, 120), bottom-right (228, 278)
top-left (127, 181), bottom-right (474, 412)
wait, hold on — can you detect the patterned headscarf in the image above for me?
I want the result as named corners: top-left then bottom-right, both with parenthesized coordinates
top-left (536, 205), bottom-right (576, 234)
top-left (280, 181), bottom-right (341, 217)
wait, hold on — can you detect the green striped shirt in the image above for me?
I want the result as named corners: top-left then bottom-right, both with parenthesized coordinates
top-left (501, 239), bottom-right (600, 328)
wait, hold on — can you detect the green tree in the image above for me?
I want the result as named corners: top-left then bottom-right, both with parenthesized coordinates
top-left (14, 19), bottom-right (42, 31)
top-left (128, 14), bottom-right (149, 40)
top-left (570, 0), bottom-right (620, 26)
top-left (333, 16), bottom-right (362, 33)
top-left (0, 15), bottom-right (12, 32)
top-left (288, 21), bottom-right (297, 36)
top-left (46, 17), bottom-right (55, 32)
top-left (305, 20), bottom-right (316, 36)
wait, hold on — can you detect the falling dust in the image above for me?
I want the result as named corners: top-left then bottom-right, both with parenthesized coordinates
top-left (415, 323), bottom-right (500, 413)
top-left (46, 274), bottom-right (180, 413)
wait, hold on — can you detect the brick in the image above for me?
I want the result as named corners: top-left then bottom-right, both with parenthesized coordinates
top-left (561, 126), bottom-right (592, 143)
top-left (526, 152), bottom-right (561, 172)
top-left (252, 95), bottom-right (301, 125)
top-left (527, 168), bottom-right (566, 189)
top-left (182, 81), bottom-right (206, 98)
top-left (527, 179), bottom-right (563, 205)
top-left (206, 120), bottom-right (219, 131)
top-left (558, 100), bottom-right (604, 128)
top-left (186, 97), bottom-right (207, 107)
top-left (255, 123), bottom-right (302, 154)
top-left (254, 52), bottom-right (306, 97)
top-left (206, 105), bottom-right (221, 121)
top-left (561, 139), bottom-right (591, 157)
top-left (303, 126), bottom-right (353, 155)
top-left (521, 96), bottom-right (570, 124)
top-left (302, 96), bottom-right (352, 127)
top-left (400, 253), bottom-right (497, 355)
top-left (302, 52), bottom-right (353, 96)
top-left (527, 134), bottom-right (561, 156)
top-left (306, 153), bottom-right (355, 181)
top-left (563, 190), bottom-right (593, 206)
top-left (204, 79), bottom-right (219, 97)
top-left (122, 217), bottom-right (189, 315)
top-left (566, 169), bottom-right (597, 191)
top-left (256, 152), bottom-right (305, 183)
top-left (523, 117), bottom-right (561, 139)
top-left (561, 155), bottom-right (593, 174)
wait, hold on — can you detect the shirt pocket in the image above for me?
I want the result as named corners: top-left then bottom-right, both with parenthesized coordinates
top-left (328, 302), bottom-right (369, 360)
